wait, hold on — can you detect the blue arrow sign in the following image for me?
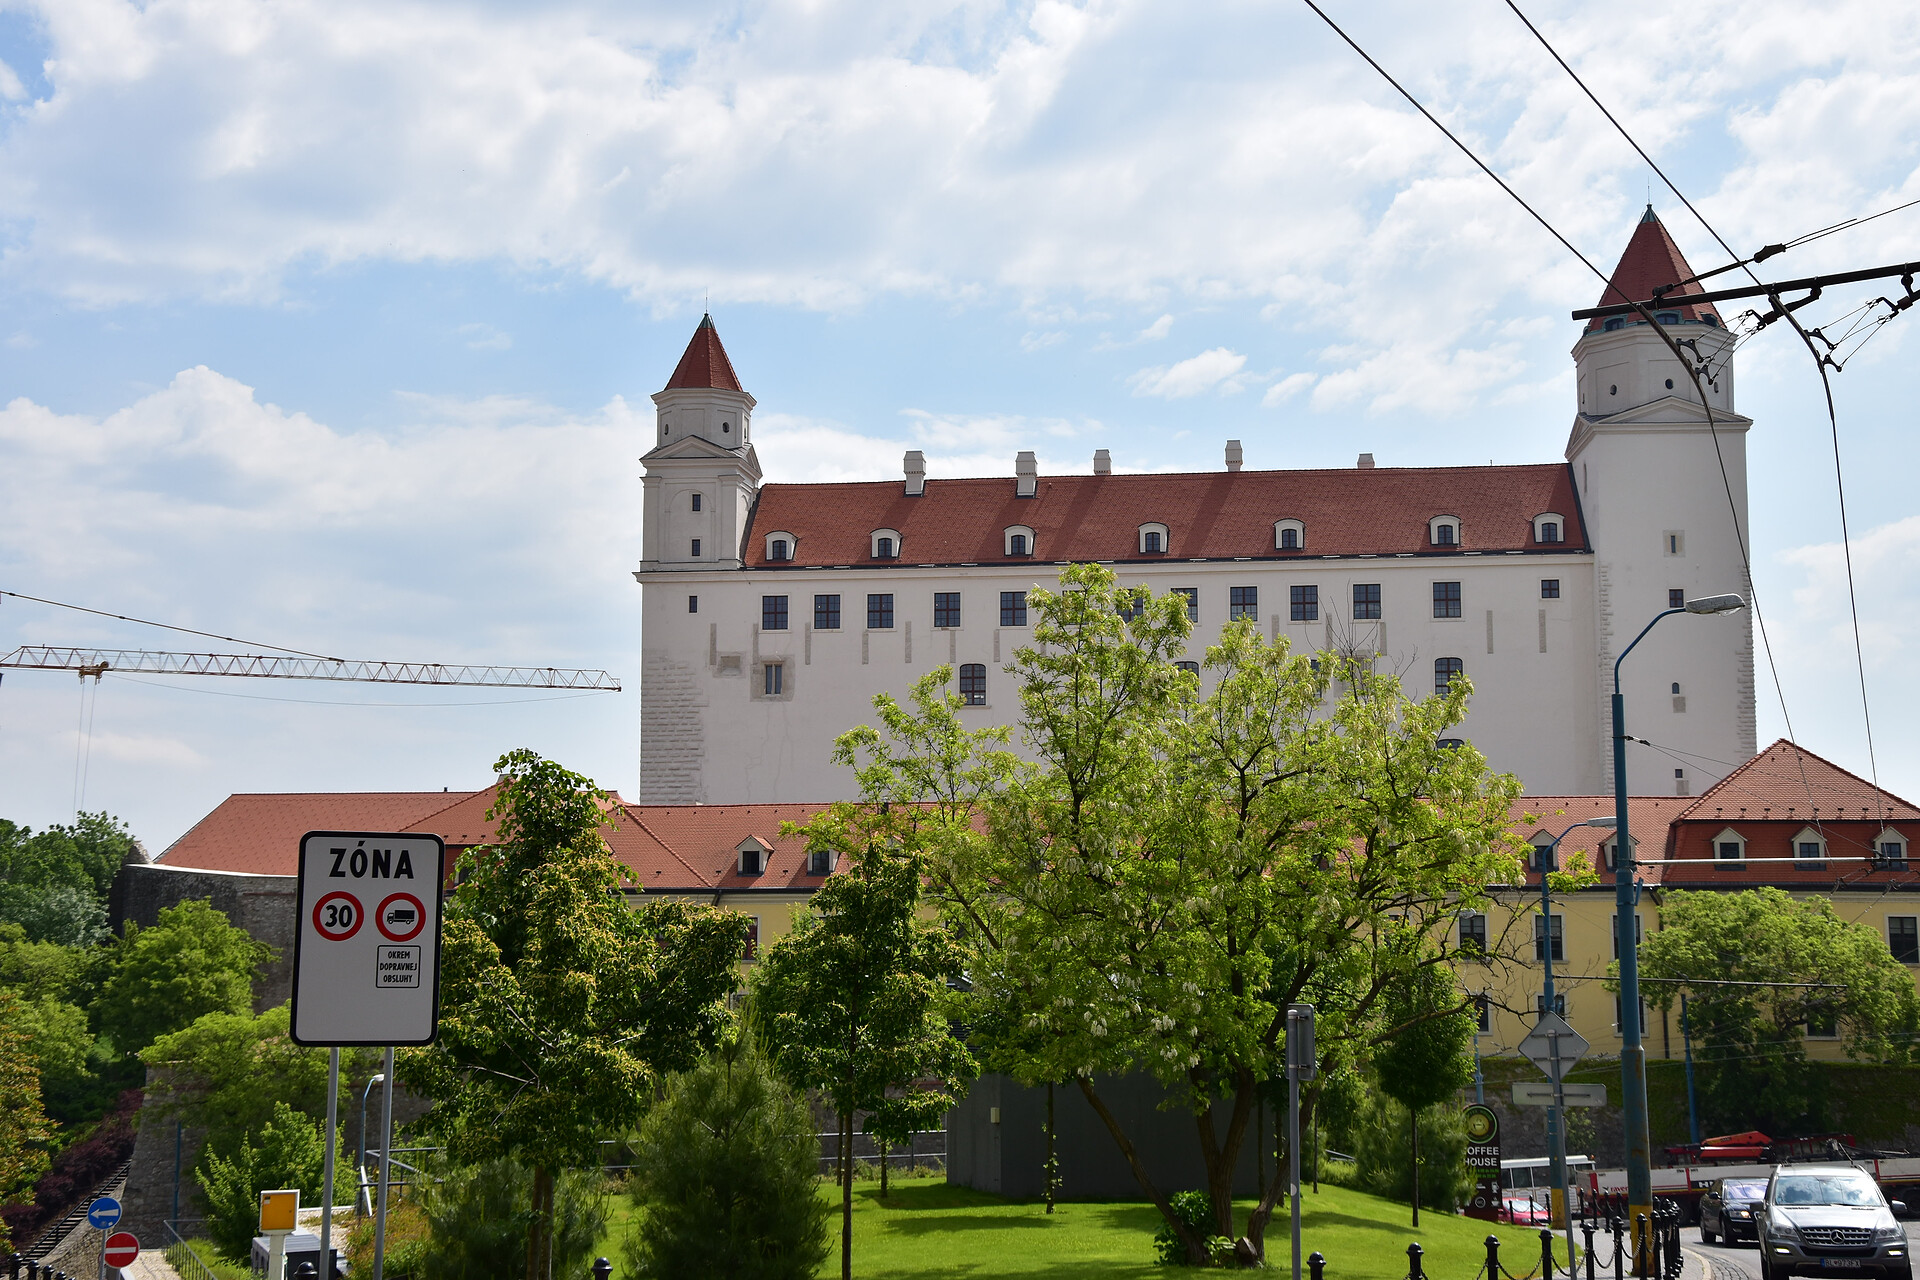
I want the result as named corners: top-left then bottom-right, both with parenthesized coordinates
top-left (86, 1196), bottom-right (121, 1230)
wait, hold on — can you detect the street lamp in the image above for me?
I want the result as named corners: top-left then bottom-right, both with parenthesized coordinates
top-left (1612, 591), bottom-right (1745, 1264)
top-left (1535, 815), bottom-right (1615, 1265)
top-left (359, 1072), bottom-right (387, 1214)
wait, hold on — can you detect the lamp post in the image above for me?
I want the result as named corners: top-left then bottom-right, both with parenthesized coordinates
top-left (1536, 815), bottom-right (1615, 1264)
top-left (359, 1072), bottom-right (387, 1214)
top-left (1612, 592), bottom-right (1745, 1267)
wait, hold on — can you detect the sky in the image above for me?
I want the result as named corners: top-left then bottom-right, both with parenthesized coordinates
top-left (2, 0), bottom-right (1918, 852)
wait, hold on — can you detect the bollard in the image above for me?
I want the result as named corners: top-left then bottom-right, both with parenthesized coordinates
top-left (294, 1265), bottom-right (318, 1280)
top-left (593, 1259), bottom-right (613, 1280)
top-left (1406, 1241), bottom-right (1425, 1280)
top-left (1609, 1216), bottom-right (1623, 1280)
top-left (1485, 1233), bottom-right (1502, 1279)
top-left (1542, 1227), bottom-right (1557, 1279)
top-left (23, 1259), bottom-right (35, 1280)
top-left (1583, 1220), bottom-right (1597, 1280)
top-left (1637, 1213), bottom-right (1650, 1279)
top-left (1308, 1252), bottom-right (1326, 1280)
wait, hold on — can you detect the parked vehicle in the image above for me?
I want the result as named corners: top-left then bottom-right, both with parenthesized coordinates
top-left (1757, 1165), bottom-right (1911, 1280)
top-left (1701, 1178), bottom-right (1767, 1245)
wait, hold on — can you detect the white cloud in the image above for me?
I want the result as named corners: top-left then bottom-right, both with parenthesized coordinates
top-left (1138, 314), bottom-right (1172, 341)
top-left (62, 728), bottom-right (208, 769)
top-left (1127, 347), bottom-right (1249, 399)
top-left (1019, 329), bottom-right (1066, 351)
top-left (458, 323), bottom-right (512, 351)
top-left (1261, 372), bottom-right (1315, 406)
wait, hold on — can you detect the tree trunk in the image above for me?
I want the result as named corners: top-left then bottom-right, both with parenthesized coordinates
top-left (1411, 1107), bottom-right (1421, 1228)
top-left (840, 1107), bottom-right (854, 1280)
top-left (1192, 1073), bottom-right (1257, 1242)
top-left (525, 1164), bottom-right (554, 1280)
top-left (880, 1137), bottom-right (889, 1197)
top-left (1246, 1080), bottom-right (1317, 1262)
top-left (1076, 1076), bottom-right (1209, 1265)
top-left (1045, 1082), bottom-right (1056, 1214)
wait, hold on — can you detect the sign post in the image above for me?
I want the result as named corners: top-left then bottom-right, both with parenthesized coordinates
top-left (1520, 1011), bottom-right (1589, 1270)
top-left (1285, 1003), bottom-right (1316, 1280)
top-left (292, 831), bottom-right (446, 1280)
top-left (1462, 1105), bottom-right (1501, 1221)
top-left (260, 1189), bottom-right (298, 1280)
top-left (88, 1197), bottom-right (122, 1280)
top-left (102, 1232), bottom-right (139, 1270)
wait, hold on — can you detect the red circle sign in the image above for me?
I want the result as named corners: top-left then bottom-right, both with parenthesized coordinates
top-left (104, 1232), bottom-right (139, 1265)
top-left (312, 891), bottom-right (363, 941)
top-left (376, 892), bottom-right (427, 942)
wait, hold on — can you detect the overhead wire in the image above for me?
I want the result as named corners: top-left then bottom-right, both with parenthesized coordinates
top-left (0, 588), bottom-right (344, 662)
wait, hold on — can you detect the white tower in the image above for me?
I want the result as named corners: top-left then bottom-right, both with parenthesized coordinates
top-left (638, 315), bottom-right (761, 573)
top-left (1567, 209), bottom-right (1757, 794)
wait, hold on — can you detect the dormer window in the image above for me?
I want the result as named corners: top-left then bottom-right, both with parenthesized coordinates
top-left (737, 836), bottom-right (772, 877)
top-left (1532, 512), bottom-right (1564, 544)
top-left (1655, 311), bottom-right (1681, 325)
top-left (1138, 522), bottom-right (1170, 555)
top-left (1429, 516), bottom-right (1461, 547)
top-left (1792, 826), bottom-right (1827, 869)
top-left (871, 528), bottom-right (902, 559)
top-left (1713, 826), bottom-right (1746, 868)
top-left (765, 532), bottom-right (797, 562)
top-left (1274, 519), bottom-right (1305, 551)
top-left (807, 847), bottom-right (837, 876)
top-left (1004, 525), bottom-right (1035, 557)
top-left (1604, 318), bottom-right (1625, 332)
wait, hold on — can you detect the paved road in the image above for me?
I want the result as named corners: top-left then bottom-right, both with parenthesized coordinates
top-left (1685, 1219), bottom-right (1920, 1280)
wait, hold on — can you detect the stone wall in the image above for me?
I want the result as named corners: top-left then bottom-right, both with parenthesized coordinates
top-left (112, 862), bottom-right (299, 1009)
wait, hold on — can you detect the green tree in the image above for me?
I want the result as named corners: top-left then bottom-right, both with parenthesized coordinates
top-left (1634, 887), bottom-right (1920, 1133)
top-left (197, 1100), bottom-right (338, 1261)
top-left (417, 1158), bottom-right (608, 1280)
top-left (399, 749), bottom-right (747, 1280)
top-left (95, 899), bottom-right (271, 1054)
top-left (831, 565), bottom-right (1523, 1265)
top-left (1352, 1093), bottom-right (1471, 1213)
top-left (1369, 963), bottom-right (1476, 1225)
top-left (0, 988), bottom-right (56, 1253)
top-left (0, 812), bottom-right (137, 946)
top-left (624, 1026), bottom-right (831, 1280)
top-left (750, 847), bottom-right (974, 1280)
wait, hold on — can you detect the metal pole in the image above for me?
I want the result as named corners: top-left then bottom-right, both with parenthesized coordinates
top-left (1543, 847), bottom-right (1567, 1255)
top-left (1680, 996), bottom-right (1699, 1148)
top-left (322, 1049), bottom-right (339, 1279)
top-left (372, 1048), bottom-right (395, 1280)
top-left (172, 1120), bottom-right (181, 1229)
top-left (1474, 1034), bottom-right (1484, 1105)
top-left (1289, 1065), bottom-right (1302, 1280)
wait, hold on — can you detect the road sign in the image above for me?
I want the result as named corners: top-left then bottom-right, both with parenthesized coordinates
top-left (103, 1232), bottom-right (139, 1267)
top-left (1518, 1011), bottom-right (1590, 1081)
top-left (291, 831), bottom-right (446, 1046)
top-left (86, 1197), bottom-right (121, 1230)
top-left (1513, 1081), bottom-right (1608, 1107)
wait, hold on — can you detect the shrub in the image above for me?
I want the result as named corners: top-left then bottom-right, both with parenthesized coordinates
top-left (1351, 1092), bottom-right (1472, 1212)
top-left (414, 1158), bottom-right (607, 1280)
top-left (196, 1101), bottom-right (335, 1261)
top-left (344, 1198), bottom-right (429, 1279)
top-left (1150, 1189), bottom-right (1234, 1267)
top-left (624, 1029), bottom-right (830, 1280)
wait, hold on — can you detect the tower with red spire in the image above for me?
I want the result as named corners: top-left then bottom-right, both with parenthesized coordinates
top-left (638, 314), bottom-right (762, 575)
top-left (1567, 207), bottom-right (1757, 788)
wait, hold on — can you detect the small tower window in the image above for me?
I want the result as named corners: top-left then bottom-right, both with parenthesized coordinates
top-left (722, 421), bottom-right (731, 433)
top-left (1655, 312), bottom-right (1681, 325)
top-left (692, 493), bottom-right (703, 512)
top-left (1604, 318), bottom-right (1625, 332)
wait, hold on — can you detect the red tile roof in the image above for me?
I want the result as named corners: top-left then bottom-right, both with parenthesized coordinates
top-left (622, 803), bottom-right (839, 892)
top-left (1675, 738), bottom-right (1920, 824)
top-left (1584, 208), bottom-right (1723, 333)
top-left (662, 315), bottom-right (744, 393)
top-left (745, 464), bottom-right (1584, 567)
top-left (159, 791), bottom-right (487, 875)
top-left (1508, 795), bottom-right (1697, 886)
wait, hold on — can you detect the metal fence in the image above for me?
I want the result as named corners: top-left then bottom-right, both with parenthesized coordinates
top-left (812, 1128), bottom-right (947, 1177)
top-left (1299, 1201), bottom-right (1686, 1280)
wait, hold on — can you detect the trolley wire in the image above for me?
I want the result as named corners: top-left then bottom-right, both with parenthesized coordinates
top-left (0, 588), bottom-right (343, 662)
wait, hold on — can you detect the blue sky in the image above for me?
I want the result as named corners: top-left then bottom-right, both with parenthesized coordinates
top-left (2, 0), bottom-right (1918, 849)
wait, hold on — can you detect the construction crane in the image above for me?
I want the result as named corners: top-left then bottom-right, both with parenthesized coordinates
top-left (2, 646), bottom-right (621, 691)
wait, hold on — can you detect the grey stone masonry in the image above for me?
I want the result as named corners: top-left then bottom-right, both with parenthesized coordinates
top-left (112, 862), bottom-right (299, 1009)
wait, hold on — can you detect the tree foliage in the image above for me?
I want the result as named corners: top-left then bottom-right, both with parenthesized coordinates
top-left (624, 1027), bottom-right (830, 1280)
top-left (1635, 887), bottom-right (1920, 1133)
top-left (0, 812), bottom-right (135, 946)
top-left (1370, 962), bottom-right (1475, 1224)
top-left (96, 899), bottom-right (271, 1054)
top-left (828, 564), bottom-right (1524, 1265)
top-left (1352, 1093), bottom-right (1472, 1212)
top-left (750, 846), bottom-right (974, 1280)
top-left (196, 1099), bottom-right (338, 1261)
top-left (0, 988), bottom-right (55, 1253)
top-left (416, 1158), bottom-right (608, 1280)
top-left (399, 748), bottom-right (746, 1280)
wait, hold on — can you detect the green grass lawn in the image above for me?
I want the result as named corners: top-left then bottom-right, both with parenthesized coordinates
top-left (599, 1174), bottom-right (1576, 1278)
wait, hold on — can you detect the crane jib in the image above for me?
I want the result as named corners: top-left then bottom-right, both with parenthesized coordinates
top-left (0, 647), bottom-right (621, 691)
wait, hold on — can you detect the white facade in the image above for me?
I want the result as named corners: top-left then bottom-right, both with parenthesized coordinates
top-left (634, 223), bottom-right (1758, 805)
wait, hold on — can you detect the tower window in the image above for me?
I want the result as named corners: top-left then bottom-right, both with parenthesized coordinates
top-left (1353, 584), bottom-right (1382, 620)
top-left (691, 538), bottom-right (702, 557)
top-left (1655, 311), bottom-right (1681, 325)
top-left (723, 421), bottom-right (731, 433)
top-left (815, 595), bottom-right (841, 630)
top-left (1668, 588), bottom-right (1685, 609)
top-left (1229, 586), bottom-right (1258, 621)
top-left (763, 663), bottom-right (783, 696)
top-left (959, 663), bottom-right (987, 706)
top-left (1434, 657), bottom-right (1464, 695)
top-left (691, 492), bottom-right (703, 512)
top-left (688, 595), bottom-right (698, 614)
top-left (1665, 379), bottom-right (1675, 390)
top-left (762, 596), bottom-right (789, 631)
top-left (934, 592), bottom-right (961, 629)
top-left (1433, 581), bottom-right (1462, 618)
top-left (867, 594), bottom-right (894, 629)
top-left (1290, 585), bottom-right (1318, 622)
top-left (1604, 318), bottom-right (1625, 332)
top-left (1000, 591), bottom-right (1028, 627)
top-left (1541, 579), bottom-right (1560, 599)
top-left (1175, 660), bottom-right (1200, 676)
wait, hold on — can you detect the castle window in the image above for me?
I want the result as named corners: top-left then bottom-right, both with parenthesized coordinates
top-left (1433, 581), bottom-right (1462, 618)
top-left (1138, 522), bottom-right (1170, 555)
top-left (1175, 660), bottom-right (1200, 676)
top-left (765, 531), bottom-right (797, 561)
top-left (691, 539), bottom-right (701, 557)
top-left (1274, 519), bottom-right (1306, 551)
top-left (1876, 835), bottom-right (1909, 871)
top-left (1000, 591), bottom-right (1027, 627)
top-left (934, 592), bottom-right (961, 629)
top-left (1353, 583), bottom-right (1381, 620)
top-left (1669, 588), bottom-right (1685, 609)
top-left (1533, 513), bottom-right (1565, 544)
top-left (867, 594), bottom-right (894, 629)
top-left (689, 595), bottom-right (698, 614)
top-left (1604, 318), bottom-right (1625, 331)
top-left (762, 596), bottom-right (789, 631)
top-left (1175, 588), bottom-right (1198, 622)
top-left (1229, 586), bottom-right (1258, 621)
top-left (808, 848), bottom-right (837, 877)
top-left (763, 663), bottom-right (784, 696)
top-left (871, 528), bottom-right (902, 559)
top-left (1793, 827), bottom-right (1827, 869)
top-left (1437, 738), bottom-right (1465, 750)
top-left (959, 663), bottom-right (987, 706)
top-left (1541, 579), bottom-right (1560, 599)
top-left (1890, 917), bottom-right (1919, 964)
top-left (691, 492), bottom-right (702, 512)
top-left (1434, 657), bottom-right (1463, 695)
top-left (1290, 585), bottom-right (1318, 622)
top-left (1428, 515), bottom-right (1461, 547)
top-left (814, 595), bottom-right (841, 630)
top-left (1004, 525), bottom-right (1035, 557)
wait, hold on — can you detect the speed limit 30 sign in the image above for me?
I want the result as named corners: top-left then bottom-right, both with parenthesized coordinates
top-left (291, 831), bottom-right (446, 1046)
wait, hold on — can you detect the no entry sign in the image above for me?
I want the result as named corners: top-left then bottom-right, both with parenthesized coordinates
top-left (104, 1232), bottom-right (139, 1266)
top-left (291, 831), bottom-right (446, 1046)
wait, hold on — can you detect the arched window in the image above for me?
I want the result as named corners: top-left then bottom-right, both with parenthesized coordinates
top-left (1434, 657), bottom-right (1463, 695)
top-left (959, 663), bottom-right (987, 706)
top-left (1003, 525), bottom-right (1035, 557)
top-left (1437, 738), bottom-right (1466, 750)
top-left (1429, 515), bottom-right (1461, 547)
top-left (1174, 660), bottom-right (1200, 676)
top-left (1533, 513), bottom-right (1565, 544)
top-left (764, 531), bottom-right (798, 562)
top-left (870, 528), bottom-right (902, 559)
top-left (1603, 317), bottom-right (1626, 331)
top-left (1010, 534), bottom-right (1027, 555)
top-left (1138, 522), bottom-right (1170, 554)
top-left (1655, 311), bottom-right (1681, 325)
top-left (1274, 519), bottom-right (1305, 551)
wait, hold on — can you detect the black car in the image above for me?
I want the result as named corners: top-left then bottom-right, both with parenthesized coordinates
top-left (1703, 1177), bottom-right (1768, 1245)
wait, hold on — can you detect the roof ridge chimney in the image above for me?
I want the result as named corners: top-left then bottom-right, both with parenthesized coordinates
top-left (1093, 448), bottom-right (1111, 476)
top-left (1225, 440), bottom-right (1243, 472)
top-left (1357, 452), bottom-right (1375, 469)
top-left (903, 450), bottom-right (926, 496)
top-left (1015, 451), bottom-right (1037, 498)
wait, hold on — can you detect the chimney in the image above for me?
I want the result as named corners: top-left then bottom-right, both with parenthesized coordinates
top-left (1015, 451), bottom-right (1038, 498)
top-left (904, 450), bottom-right (926, 496)
top-left (1224, 440), bottom-right (1243, 472)
top-left (1093, 449), bottom-right (1111, 476)
top-left (1357, 452), bottom-right (1375, 469)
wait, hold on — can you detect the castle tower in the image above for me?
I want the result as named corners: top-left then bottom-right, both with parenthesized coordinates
top-left (1568, 209), bottom-right (1757, 793)
top-left (638, 315), bottom-right (762, 572)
